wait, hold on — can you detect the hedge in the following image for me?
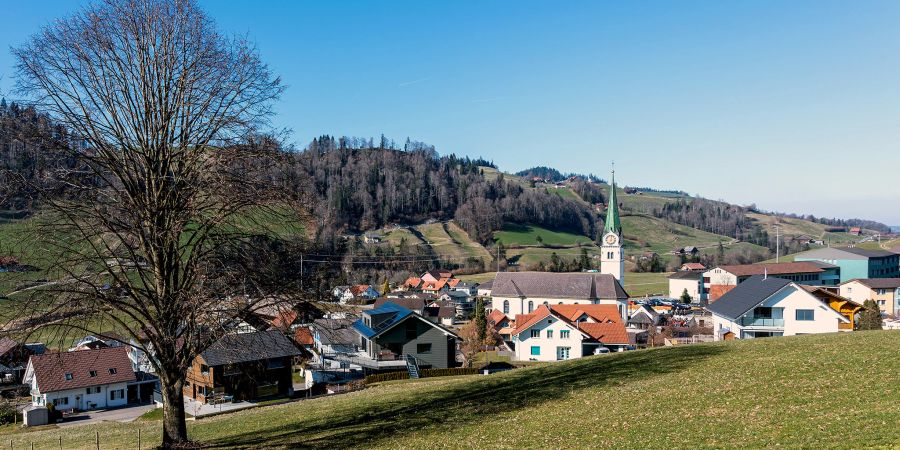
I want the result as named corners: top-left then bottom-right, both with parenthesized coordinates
top-left (364, 367), bottom-right (480, 384)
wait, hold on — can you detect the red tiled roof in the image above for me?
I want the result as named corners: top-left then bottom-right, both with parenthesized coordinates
top-left (487, 310), bottom-right (508, 326)
top-left (271, 310), bottom-right (298, 330)
top-left (511, 304), bottom-right (628, 345)
top-left (447, 278), bottom-right (461, 287)
top-left (718, 262), bottom-right (827, 277)
top-left (293, 327), bottom-right (314, 346)
top-left (421, 279), bottom-right (448, 291)
top-left (681, 263), bottom-right (706, 270)
top-left (28, 347), bottom-right (135, 393)
top-left (0, 337), bottom-right (18, 357)
top-left (403, 277), bottom-right (422, 289)
top-left (350, 285), bottom-right (372, 295)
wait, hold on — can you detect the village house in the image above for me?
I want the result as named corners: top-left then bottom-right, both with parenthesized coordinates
top-left (349, 284), bottom-right (381, 301)
top-left (838, 278), bottom-right (900, 317)
top-left (311, 317), bottom-right (360, 357)
top-left (363, 232), bottom-right (383, 244)
top-left (477, 280), bottom-right (494, 297)
top-left (0, 338), bottom-right (44, 383)
top-left (703, 261), bottom-right (841, 301)
top-left (511, 304), bottom-right (630, 361)
top-left (331, 286), bottom-right (354, 303)
top-left (794, 247), bottom-right (900, 282)
top-left (490, 272), bottom-right (629, 322)
top-left (679, 262), bottom-right (707, 272)
top-left (184, 330), bottom-right (301, 404)
top-left (673, 246), bottom-right (700, 257)
top-left (801, 286), bottom-right (862, 331)
top-left (350, 302), bottom-right (459, 371)
top-left (707, 275), bottom-right (849, 340)
top-left (24, 347), bottom-right (136, 410)
top-left (626, 304), bottom-right (661, 330)
top-left (668, 271), bottom-right (705, 303)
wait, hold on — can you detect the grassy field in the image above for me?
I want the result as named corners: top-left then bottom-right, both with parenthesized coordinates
top-left (622, 271), bottom-right (671, 297)
top-left (4, 331), bottom-right (897, 448)
top-left (493, 223), bottom-right (594, 247)
top-left (622, 215), bottom-right (736, 255)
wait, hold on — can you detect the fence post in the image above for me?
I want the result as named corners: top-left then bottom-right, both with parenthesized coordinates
top-left (95, 430), bottom-right (99, 450)
top-left (138, 428), bottom-right (141, 449)
top-left (58, 436), bottom-right (62, 450)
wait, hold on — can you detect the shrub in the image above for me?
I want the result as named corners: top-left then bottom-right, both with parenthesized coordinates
top-left (0, 402), bottom-right (16, 425)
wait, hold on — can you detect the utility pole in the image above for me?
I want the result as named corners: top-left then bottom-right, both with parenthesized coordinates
top-left (496, 245), bottom-right (500, 272)
top-left (300, 253), bottom-right (304, 289)
top-left (775, 225), bottom-right (780, 263)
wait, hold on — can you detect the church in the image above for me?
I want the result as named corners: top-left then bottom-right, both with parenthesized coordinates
top-left (490, 171), bottom-right (630, 322)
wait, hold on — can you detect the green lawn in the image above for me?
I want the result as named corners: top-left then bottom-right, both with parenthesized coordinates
top-left (493, 223), bottom-right (593, 247)
top-left (622, 271), bottom-right (671, 297)
top-left (4, 331), bottom-right (897, 448)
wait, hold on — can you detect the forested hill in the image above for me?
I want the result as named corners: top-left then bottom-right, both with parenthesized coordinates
top-left (295, 136), bottom-right (601, 246)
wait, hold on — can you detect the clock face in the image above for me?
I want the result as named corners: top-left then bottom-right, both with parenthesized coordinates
top-left (605, 234), bottom-right (618, 245)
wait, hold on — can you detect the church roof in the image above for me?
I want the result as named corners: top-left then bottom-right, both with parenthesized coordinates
top-left (604, 171), bottom-right (621, 236)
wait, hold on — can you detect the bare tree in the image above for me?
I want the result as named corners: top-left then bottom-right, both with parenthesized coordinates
top-left (10, 0), bottom-right (298, 446)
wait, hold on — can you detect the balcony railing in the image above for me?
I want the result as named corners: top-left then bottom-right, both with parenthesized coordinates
top-left (739, 317), bottom-right (784, 327)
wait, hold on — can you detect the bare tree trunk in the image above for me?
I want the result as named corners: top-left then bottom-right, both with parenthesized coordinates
top-left (161, 377), bottom-right (188, 447)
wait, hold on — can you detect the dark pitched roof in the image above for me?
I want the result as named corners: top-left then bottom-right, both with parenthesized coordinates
top-left (200, 330), bottom-right (301, 366)
top-left (716, 262), bottom-right (830, 277)
top-left (28, 347), bottom-right (135, 393)
top-left (668, 271), bottom-right (702, 280)
top-left (373, 297), bottom-right (425, 311)
top-left (706, 276), bottom-right (792, 320)
top-left (839, 247), bottom-right (897, 258)
top-left (491, 272), bottom-right (628, 300)
top-left (478, 280), bottom-right (494, 289)
top-left (311, 318), bottom-right (358, 346)
top-left (848, 278), bottom-right (900, 289)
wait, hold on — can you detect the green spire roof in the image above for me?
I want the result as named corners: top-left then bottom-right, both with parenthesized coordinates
top-left (604, 171), bottom-right (621, 236)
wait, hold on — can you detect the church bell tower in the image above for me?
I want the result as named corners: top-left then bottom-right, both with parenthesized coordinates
top-left (600, 169), bottom-right (624, 282)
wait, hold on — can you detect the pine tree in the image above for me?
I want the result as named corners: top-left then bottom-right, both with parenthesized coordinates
top-left (857, 299), bottom-right (883, 330)
top-left (474, 297), bottom-right (487, 343)
top-left (380, 279), bottom-right (390, 296)
top-left (680, 288), bottom-right (692, 304)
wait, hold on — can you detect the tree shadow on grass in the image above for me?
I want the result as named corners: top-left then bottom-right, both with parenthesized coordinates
top-left (203, 344), bottom-right (727, 449)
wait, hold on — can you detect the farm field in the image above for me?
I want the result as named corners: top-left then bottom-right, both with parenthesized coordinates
top-left (2, 331), bottom-right (896, 449)
top-left (493, 223), bottom-right (593, 247)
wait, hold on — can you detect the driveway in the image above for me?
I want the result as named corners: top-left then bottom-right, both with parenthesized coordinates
top-left (57, 404), bottom-right (156, 428)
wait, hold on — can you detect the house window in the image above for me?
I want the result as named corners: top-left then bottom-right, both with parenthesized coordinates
top-left (53, 397), bottom-right (68, 407)
top-left (85, 387), bottom-right (101, 394)
top-left (405, 320), bottom-right (417, 339)
top-left (503, 300), bottom-right (510, 314)
top-left (560, 330), bottom-right (570, 339)
top-left (557, 347), bottom-right (570, 360)
top-left (108, 368), bottom-right (118, 375)
top-left (530, 346), bottom-right (540, 356)
top-left (417, 343), bottom-right (432, 354)
top-left (200, 364), bottom-right (209, 375)
top-left (89, 370), bottom-right (97, 378)
top-left (795, 309), bottom-right (814, 321)
top-left (546, 330), bottom-right (553, 339)
top-left (110, 389), bottom-right (124, 400)
top-left (530, 329), bottom-right (540, 338)
top-left (527, 301), bottom-right (534, 313)
top-left (64, 373), bottom-right (73, 381)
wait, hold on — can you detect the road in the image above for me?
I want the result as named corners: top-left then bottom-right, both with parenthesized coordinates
top-left (57, 404), bottom-right (155, 428)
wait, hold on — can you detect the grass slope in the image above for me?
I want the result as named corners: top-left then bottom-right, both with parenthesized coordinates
top-left (5, 331), bottom-right (898, 448)
top-left (494, 223), bottom-right (593, 247)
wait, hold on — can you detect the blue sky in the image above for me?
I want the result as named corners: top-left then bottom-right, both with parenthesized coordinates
top-left (2, 1), bottom-right (900, 224)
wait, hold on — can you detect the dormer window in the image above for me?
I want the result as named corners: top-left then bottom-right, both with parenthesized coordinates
top-left (64, 373), bottom-right (73, 381)
top-left (89, 370), bottom-right (97, 378)
top-left (108, 368), bottom-right (117, 375)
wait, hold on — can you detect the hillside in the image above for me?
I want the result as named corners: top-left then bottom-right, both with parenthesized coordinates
top-left (3, 331), bottom-right (897, 448)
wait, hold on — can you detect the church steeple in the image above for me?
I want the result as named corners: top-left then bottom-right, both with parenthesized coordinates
top-left (604, 169), bottom-right (621, 236)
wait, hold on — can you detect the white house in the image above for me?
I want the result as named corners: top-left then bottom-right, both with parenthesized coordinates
top-left (332, 286), bottom-right (354, 303)
top-left (707, 275), bottom-right (849, 340)
top-left (511, 304), bottom-right (629, 361)
top-left (668, 271), bottom-right (705, 303)
top-left (24, 347), bottom-right (136, 410)
top-left (490, 272), bottom-right (629, 322)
